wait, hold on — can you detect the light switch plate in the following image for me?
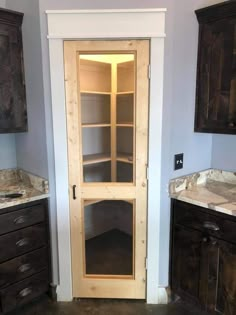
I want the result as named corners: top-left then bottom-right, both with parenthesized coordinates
top-left (174, 153), bottom-right (184, 170)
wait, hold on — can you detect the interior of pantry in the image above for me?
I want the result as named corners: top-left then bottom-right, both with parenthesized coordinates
top-left (79, 54), bottom-right (135, 183)
top-left (78, 53), bottom-right (136, 277)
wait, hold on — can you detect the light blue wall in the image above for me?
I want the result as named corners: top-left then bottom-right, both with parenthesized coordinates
top-left (212, 135), bottom-right (236, 171)
top-left (159, 0), bottom-right (223, 286)
top-left (0, 135), bottom-right (17, 169)
top-left (6, 0), bottom-right (48, 179)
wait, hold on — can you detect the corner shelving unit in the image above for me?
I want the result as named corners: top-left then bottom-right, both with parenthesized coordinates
top-left (79, 56), bottom-right (135, 183)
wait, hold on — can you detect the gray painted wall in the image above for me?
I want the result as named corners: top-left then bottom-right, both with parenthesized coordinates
top-left (155, 0), bottom-right (225, 286)
top-left (212, 135), bottom-right (236, 171)
top-left (0, 0), bottom-right (17, 171)
top-left (0, 135), bottom-right (17, 169)
top-left (6, 0), bottom-right (48, 179)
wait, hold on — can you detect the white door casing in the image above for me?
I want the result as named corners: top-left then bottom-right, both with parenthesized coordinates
top-left (46, 9), bottom-right (166, 303)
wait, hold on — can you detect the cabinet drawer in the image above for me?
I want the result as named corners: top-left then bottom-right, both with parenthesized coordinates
top-left (0, 270), bottom-right (49, 313)
top-left (0, 204), bottom-right (45, 236)
top-left (174, 200), bottom-right (236, 244)
top-left (0, 247), bottom-right (48, 288)
top-left (0, 224), bottom-right (47, 263)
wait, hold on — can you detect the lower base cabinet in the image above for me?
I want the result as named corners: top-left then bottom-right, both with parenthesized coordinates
top-left (170, 199), bottom-right (236, 315)
top-left (0, 199), bottom-right (51, 314)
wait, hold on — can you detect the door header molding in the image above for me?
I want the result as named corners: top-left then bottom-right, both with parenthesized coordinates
top-left (46, 9), bottom-right (166, 39)
top-left (46, 9), bottom-right (166, 13)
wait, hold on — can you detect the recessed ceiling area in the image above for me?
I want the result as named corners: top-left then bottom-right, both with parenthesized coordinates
top-left (80, 54), bottom-right (134, 64)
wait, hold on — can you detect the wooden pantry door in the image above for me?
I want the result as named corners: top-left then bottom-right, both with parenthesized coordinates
top-left (64, 40), bottom-right (149, 299)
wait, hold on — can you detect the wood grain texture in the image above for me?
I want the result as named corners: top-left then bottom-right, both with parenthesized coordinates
top-left (171, 199), bottom-right (236, 315)
top-left (0, 199), bottom-right (51, 314)
top-left (216, 240), bottom-right (236, 315)
top-left (0, 247), bottom-right (48, 288)
top-left (0, 8), bottom-right (27, 133)
top-left (0, 270), bottom-right (49, 313)
top-left (0, 204), bottom-right (45, 236)
top-left (174, 200), bottom-right (236, 244)
top-left (195, 2), bottom-right (236, 134)
top-left (171, 225), bottom-right (202, 304)
top-left (64, 40), bottom-right (149, 299)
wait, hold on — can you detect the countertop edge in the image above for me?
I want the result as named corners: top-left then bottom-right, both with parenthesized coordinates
top-left (170, 194), bottom-right (235, 217)
top-left (0, 193), bottom-right (49, 209)
top-left (169, 168), bottom-right (236, 217)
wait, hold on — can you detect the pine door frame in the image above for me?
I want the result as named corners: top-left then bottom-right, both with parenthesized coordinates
top-left (64, 39), bottom-right (149, 299)
top-left (47, 9), bottom-right (166, 304)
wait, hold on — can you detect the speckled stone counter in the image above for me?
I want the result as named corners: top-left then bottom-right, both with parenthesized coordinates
top-left (169, 169), bottom-right (236, 216)
top-left (0, 169), bottom-right (49, 209)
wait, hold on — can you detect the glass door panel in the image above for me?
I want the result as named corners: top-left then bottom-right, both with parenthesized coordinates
top-left (64, 39), bottom-right (149, 299)
top-left (116, 93), bottom-right (134, 125)
top-left (79, 54), bottom-right (135, 183)
top-left (81, 93), bottom-right (111, 125)
top-left (83, 199), bottom-right (134, 277)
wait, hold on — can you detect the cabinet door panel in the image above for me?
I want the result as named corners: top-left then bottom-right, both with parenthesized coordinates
top-left (199, 237), bottom-right (219, 313)
top-left (195, 12), bottom-right (236, 134)
top-left (216, 240), bottom-right (236, 315)
top-left (0, 12), bottom-right (27, 133)
top-left (171, 225), bottom-right (202, 302)
top-left (174, 200), bottom-right (236, 244)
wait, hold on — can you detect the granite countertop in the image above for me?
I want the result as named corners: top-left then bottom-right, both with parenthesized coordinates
top-left (169, 169), bottom-right (236, 216)
top-left (0, 169), bottom-right (49, 209)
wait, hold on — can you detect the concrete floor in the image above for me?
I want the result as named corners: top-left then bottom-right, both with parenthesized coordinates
top-left (12, 297), bottom-right (207, 315)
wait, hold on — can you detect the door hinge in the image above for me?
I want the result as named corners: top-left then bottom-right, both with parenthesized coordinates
top-left (146, 166), bottom-right (149, 181)
top-left (145, 257), bottom-right (148, 270)
top-left (148, 64), bottom-right (151, 79)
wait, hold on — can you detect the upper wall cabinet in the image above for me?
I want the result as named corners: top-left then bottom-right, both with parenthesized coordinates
top-left (195, 1), bottom-right (236, 134)
top-left (0, 8), bottom-right (27, 133)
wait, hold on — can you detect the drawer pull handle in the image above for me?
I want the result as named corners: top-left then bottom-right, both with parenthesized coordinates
top-left (16, 238), bottom-right (29, 247)
top-left (18, 287), bottom-right (32, 298)
top-left (203, 221), bottom-right (220, 231)
top-left (14, 216), bottom-right (27, 225)
top-left (18, 263), bottom-right (31, 273)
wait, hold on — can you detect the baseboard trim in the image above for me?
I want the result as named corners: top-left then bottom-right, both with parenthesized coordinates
top-left (157, 287), bottom-right (168, 304)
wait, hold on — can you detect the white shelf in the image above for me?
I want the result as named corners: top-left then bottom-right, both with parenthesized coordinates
top-left (83, 153), bottom-right (111, 165)
top-left (82, 123), bottom-right (111, 128)
top-left (81, 90), bottom-right (111, 95)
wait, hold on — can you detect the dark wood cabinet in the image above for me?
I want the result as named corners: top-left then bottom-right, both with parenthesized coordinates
top-left (0, 8), bottom-right (27, 133)
top-left (0, 199), bottom-right (51, 314)
top-left (171, 225), bottom-right (202, 304)
top-left (170, 199), bottom-right (236, 315)
top-left (216, 240), bottom-right (236, 315)
top-left (195, 1), bottom-right (236, 134)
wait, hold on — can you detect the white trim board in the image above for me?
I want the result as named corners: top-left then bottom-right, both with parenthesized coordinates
top-left (47, 10), bottom-right (166, 39)
top-left (47, 9), bottom-right (166, 304)
top-left (46, 9), bottom-right (167, 13)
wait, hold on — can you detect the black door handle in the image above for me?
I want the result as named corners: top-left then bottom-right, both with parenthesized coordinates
top-left (72, 185), bottom-right (76, 200)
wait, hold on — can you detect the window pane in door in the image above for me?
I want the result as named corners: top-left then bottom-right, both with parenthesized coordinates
top-left (83, 199), bottom-right (134, 277)
top-left (78, 54), bottom-right (135, 183)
